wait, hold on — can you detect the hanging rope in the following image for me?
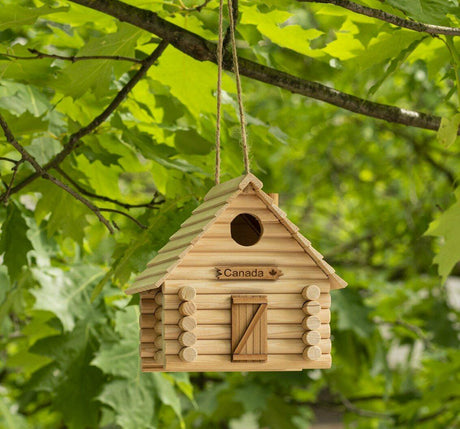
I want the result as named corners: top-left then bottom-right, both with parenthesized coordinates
top-left (215, 0), bottom-right (250, 184)
top-left (215, 0), bottom-right (224, 184)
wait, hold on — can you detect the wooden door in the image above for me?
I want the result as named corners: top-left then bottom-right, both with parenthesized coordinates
top-left (231, 295), bottom-right (267, 361)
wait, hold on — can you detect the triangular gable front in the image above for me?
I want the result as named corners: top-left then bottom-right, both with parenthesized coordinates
top-left (125, 174), bottom-right (346, 294)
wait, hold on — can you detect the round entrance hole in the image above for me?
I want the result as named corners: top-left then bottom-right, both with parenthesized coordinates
top-left (230, 213), bottom-right (263, 246)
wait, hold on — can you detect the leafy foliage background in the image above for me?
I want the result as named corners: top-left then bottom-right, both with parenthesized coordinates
top-left (0, 0), bottom-right (459, 428)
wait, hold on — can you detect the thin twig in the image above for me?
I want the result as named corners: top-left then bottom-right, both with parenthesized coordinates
top-left (223, 0), bottom-right (238, 48)
top-left (179, 0), bottom-right (212, 12)
top-left (99, 208), bottom-right (147, 229)
top-left (340, 394), bottom-right (393, 419)
top-left (298, 0), bottom-right (460, 36)
top-left (2, 158), bottom-right (24, 204)
top-left (54, 166), bottom-right (161, 210)
top-left (0, 157), bottom-right (18, 164)
top-left (0, 113), bottom-right (114, 233)
top-left (375, 318), bottom-right (433, 350)
top-left (1, 48), bottom-right (142, 63)
top-left (1, 41), bottom-right (169, 199)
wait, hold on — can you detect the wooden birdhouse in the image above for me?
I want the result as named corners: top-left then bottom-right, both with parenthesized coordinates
top-left (125, 174), bottom-right (347, 372)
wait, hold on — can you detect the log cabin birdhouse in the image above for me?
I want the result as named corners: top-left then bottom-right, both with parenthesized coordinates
top-left (125, 174), bottom-right (347, 372)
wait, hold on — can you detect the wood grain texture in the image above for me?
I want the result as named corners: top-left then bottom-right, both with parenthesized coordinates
top-left (233, 302), bottom-right (267, 359)
top-left (164, 280), bottom-right (331, 294)
top-left (178, 316), bottom-right (197, 331)
top-left (178, 286), bottom-right (196, 301)
top-left (179, 347), bottom-right (197, 362)
top-left (232, 295), bottom-right (268, 304)
top-left (302, 300), bottom-right (321, 315)
top-left (179, 331), bottom-right (197, 347)
top-left (303, 346), bottom-right (322, 361)
top-left (302, 285), bottom-right (321, 300)
top-left (162, 323), bottom-right (331, 340)
top-left (163, 338), bottom-right (331, 355)
top-left (154, 292), bottom-right (163, 305)
top-left (140, 343), bottom-right (158, 357)
top-left (154, 307), bottom-right (163, 321)
top-left (302, 330), bottom-right (321, 345)
top-left (140, 314), bottom-right (156, 328)
top-left (158, 308), bottom-right (330, 325)
top-left (217, 266), bottom-right (283, 281)
top-left (167, 265), bottom-right (327, 280)
top-left (144, 354), bottom-right (332, 372)
top-left (153, 350), bottom-right (164, 362)
top-left (140, 328), bottom-right (156, 342)
top-left (179, 301), bottom-right (197, 316)
top-left (154, 335), bottom-right (163, 348)
top-left (302, 315), bottom-right (321, 331)
top-left (178, 251), bottom-right (317, 266)
top-left (164, 293), bottom-right (330, 310)
top-left (140, 299), bottom-right (157, 313)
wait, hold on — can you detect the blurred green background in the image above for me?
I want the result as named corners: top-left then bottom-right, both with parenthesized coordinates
top-left (0, 0), bottom-right (459, 427)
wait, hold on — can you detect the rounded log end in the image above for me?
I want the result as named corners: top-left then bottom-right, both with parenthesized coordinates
top-left (154, 292), bottom-right (163, 305)
top-left (178, 286), bottom-right (197, 301)
top-left (302, 284), bottom-right (321, 301)
top-left (302, 300), bottom-right (321, 315)
top-left (154, 350), bottom-right (164, 362)
top-left (179, 331), bottom-right (197, 347)
top-left (154, 307), bottom-right (163, 321)
top-left (179, 301), bottom-right (197, 316)
top-left (303, 345), bottom-right (321, 361)
top-left (302, 330), bottom-right (321, 345)
top-left (154, 335), bottom-right (163, 348)
top-left (302, 315), bottom-right (321, 331)
top-left (179, 316), bottom-right (197, 331)
top-left (179, 346), bottom-right (197, 362)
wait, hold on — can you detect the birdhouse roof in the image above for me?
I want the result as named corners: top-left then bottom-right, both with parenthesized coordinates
top-left (125, 173), bottom-right (347, 295)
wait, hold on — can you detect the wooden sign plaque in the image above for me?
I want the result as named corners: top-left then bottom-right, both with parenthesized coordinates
top-left (216, 266), bottom-right (283, 280)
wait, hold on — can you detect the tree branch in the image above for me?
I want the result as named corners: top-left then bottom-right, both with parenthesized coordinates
top-left (298, 0), bottom-right (460, 36)
top-left (0, 157), bottom-right (18, 164)
top-left (0, 113), bottom-right (115, 233)
top-left (2, 157), bottom-right (24, 204)
top-left (2, 40), bottom-right (169, 198)
top-left (1, 48), bottom-right (142, 63)
top-left (375, 317), bottom-right (433, 350)
top-left (54, 166), bottom-right (161, 210)
top-left (68, 0), bottom-right (457, 135)
top-left (99, 208), bottom-right (147, 229)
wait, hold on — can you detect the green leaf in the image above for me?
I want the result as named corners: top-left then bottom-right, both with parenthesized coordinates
top-left (93, 306), bottom-right (183, 428)
top-left (175, 129), bottom-right (213, 155)
top-left (0, 110), bottom-right (48, 136)
top-left (0, 203), bottom-right (33, 282)
top-left (241, 5), bottom-right (324, 58)
top-left (368, 36), bottom-right (425, 96)
top-left (426, 187), bottom-right (460, 280)
top-left (98, 378), bottom-right (157, 429)
top-left (332, 288), bottom-right (374, 339)
top-left (148, 47), bottom-right (233, 118)
top-left (29, 321), bottom-right (105, 429)
top-left (437, 114), bottom-right (460, 147)
top-left (0, 5), bottom-right (67, 31)
top-left (34, 181), bottom-right (90, 243)
top-left (55, 23), bottom-right (143, 98)
top-left (0, 397), bottom-right (28, 429)
top-left (386, 0), bottom-right (460, 26)
top-left (0, 81), bottom-right (50, 117)
top-left (31, 265), bottom-right (104, 331)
